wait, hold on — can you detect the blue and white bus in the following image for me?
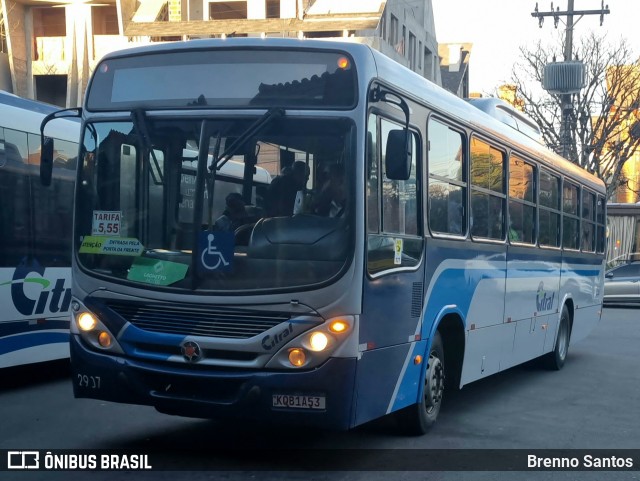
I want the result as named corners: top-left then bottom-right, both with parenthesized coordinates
top-left (41, 38), bottom-right (606, 433)
top-left (0, 91), bottom-right (79, 368)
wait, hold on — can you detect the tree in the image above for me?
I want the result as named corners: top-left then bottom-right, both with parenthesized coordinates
top-left (509, 32), bottom-right (640, 199)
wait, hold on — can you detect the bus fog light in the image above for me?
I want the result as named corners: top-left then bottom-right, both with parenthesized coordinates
top-left (78, 312), bottom-right (97, 331)
top-left (98, 331), bottom-right (112, 348)
top-left (309, 332), bottom-right (329, 351)
top-left (288, 348), bottom-right (306, 367)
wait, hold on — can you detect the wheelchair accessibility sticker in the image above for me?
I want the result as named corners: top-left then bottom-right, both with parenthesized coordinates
top-left (198, 231), bottom-right (233, 272)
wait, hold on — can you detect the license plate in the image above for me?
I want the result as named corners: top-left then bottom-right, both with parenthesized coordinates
top-left (272, 394), bottom-right (326, 410)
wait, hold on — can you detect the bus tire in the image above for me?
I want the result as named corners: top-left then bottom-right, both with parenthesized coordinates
top-left (542, 305), bottom-right (571, 370)
top-left (395, 331), bottom-right (445, 435)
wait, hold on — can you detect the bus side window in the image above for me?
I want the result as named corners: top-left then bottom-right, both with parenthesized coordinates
top-left (508, 155), bottom-right (536, 244)
top-left (539, 169), bottom-right (561, 247)
top-left (367, 114), bottom-right (422, 275)
top-left (427, 118), bottom-right (466, 236)
top-left (381, 118), bottom-right (419, 236)
top-left (2, 129), bottom-right (30, 268)
top-left (562, 181), bottom-right (580, 250)
top-left (470, 137), bottom-right (506, 241)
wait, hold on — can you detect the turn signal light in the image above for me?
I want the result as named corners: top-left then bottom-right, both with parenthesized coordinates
top-left (98, 331), bottom-right (112, 348)
top-left (288, 348), bottom-right (306, 367)
top-left (329, 320), bottom-right (348, 333)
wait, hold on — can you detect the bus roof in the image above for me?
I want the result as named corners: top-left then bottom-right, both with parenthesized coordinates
top-left (0, 90), bottom-right (80, 143)
top-left (95, 38), bottom-right (605, 195)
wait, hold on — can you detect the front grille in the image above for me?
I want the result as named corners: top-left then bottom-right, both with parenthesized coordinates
top-left (106, 301), bottom-right (290, 339)
top-left (134, 342), bottom-right (258, 361)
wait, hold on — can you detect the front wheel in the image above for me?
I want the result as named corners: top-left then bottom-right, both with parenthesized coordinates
top-left (542, 305), bottom-right (571, 370)
top-left (395, 331), bottom-right (445, 435)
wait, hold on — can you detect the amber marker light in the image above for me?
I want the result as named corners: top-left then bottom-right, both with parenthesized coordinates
top-left (329, 320), bottom-right (348, 333)
top-left (414, 355), bottom-right (423, 365)
top-left (288, 348), bottom-right (306, 367)
top-left (337, 57), bottom-right (350, 69)
top-left (77, 312), bottom-right (97, 331)
top-left (98, 331), bottom-right (112, 348)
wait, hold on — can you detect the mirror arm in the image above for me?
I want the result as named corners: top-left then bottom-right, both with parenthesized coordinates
top-left (39, 107), bottom-right (81, 187)
top-left (369, 86), bottom-right (410, 129)
top-left (40, 107), bottom-right (82, 156)
top-left (369, 86), bottom-right (411, 152)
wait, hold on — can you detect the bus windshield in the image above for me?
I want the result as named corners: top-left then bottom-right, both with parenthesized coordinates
top-left (75, 115), bottom-right (354, 292)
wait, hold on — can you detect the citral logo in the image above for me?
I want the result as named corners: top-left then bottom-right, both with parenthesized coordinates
top-left (2, 262), bottom-right (71, 316)
top-left (536, 281), bottom-right (555, 312)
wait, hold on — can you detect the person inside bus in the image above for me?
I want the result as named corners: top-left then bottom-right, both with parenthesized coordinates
top-left (313, 163), bottom-right (346, 217)
top-left (267, 160), bottom-right (310, 217)
top-left (215, 192), bottom-right (248, 231)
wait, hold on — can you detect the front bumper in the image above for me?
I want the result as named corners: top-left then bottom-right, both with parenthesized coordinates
top-left (70, 334), bottom-right (357, 430)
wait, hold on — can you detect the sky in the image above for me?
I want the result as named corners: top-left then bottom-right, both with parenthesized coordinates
top-left (432, 0), bottom-right (640, 95)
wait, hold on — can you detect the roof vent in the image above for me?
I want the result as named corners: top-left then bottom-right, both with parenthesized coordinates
top-left (543, 61), bottom-right (586, 94)
top-left (466, 98), bottom-right (542, 142)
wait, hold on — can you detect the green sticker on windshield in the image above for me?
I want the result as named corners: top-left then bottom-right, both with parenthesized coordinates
top-left (79, 236), bottom-right (144, 256)
top-left (127, 258), bottom-right (188, 286)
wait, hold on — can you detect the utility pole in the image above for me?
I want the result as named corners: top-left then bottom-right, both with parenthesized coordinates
top-left (532, 1), bottom-right (610, 160)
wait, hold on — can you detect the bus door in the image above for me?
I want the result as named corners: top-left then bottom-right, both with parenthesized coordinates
top-left (355, 110), bottom-right (426, 425)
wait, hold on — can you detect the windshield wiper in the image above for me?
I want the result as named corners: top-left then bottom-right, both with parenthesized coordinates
top-left (206, 132), bottom-right (223, 230)
top-left (215, 107), bottom-right (284, 170)
top-left (131, 109), bottom-right (163, 184)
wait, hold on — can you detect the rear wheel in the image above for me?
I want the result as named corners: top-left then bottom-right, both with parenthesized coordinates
top-left (396, 331), bottom-right (445, 435)
top-left (542, 305), bottom-right (571, 370)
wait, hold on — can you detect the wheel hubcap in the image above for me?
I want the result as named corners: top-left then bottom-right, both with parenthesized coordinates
top-left (558, 320), bottom-right (568, 360)
top-left (424, 354), bottom-right (444, 414)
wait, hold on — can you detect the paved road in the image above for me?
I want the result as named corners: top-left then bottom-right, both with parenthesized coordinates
top-left (1, 307), bottom-right (638, 480)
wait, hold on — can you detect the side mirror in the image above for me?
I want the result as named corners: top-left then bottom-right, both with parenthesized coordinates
top-left (385, 129), bottom-right (412, 180)
top-left (40, 137), bottom-right (54, 186)
top-left (39, 106), bottom-right (82, 187)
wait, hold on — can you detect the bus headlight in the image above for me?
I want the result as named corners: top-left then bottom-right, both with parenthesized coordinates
top-left (72, 302), bottom-right (124, 354)
top-left (309, 332), bottom-right (329, 352)
top-left (78, 312), bottom-right (97, 331)
top-left (266, 316), bottom-right (354, 369)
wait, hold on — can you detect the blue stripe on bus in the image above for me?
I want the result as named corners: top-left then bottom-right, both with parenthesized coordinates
top-left (505, 268), bottom-right (600, 278)
top-left (420, 266), bottom-right (600, 332)
top-left (0, 319), bottom-right (70, 337)
top-left (118, 324), bottom-right (183, 361)
top-left (560, 269), bottom-right (601, 277)
top-left (0, 331), bottom-right (70, 355)
top-left (423, 267), bottom-right (504, 331)
top-left (390, 261), bottom-right (602, 412)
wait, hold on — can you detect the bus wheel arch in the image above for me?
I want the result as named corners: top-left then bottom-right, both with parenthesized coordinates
top-left (542, 302), bottom-right (572, 370)
top-left (563, 298), bottom-right (575, 337)
top-left (395, 330), bottom-right (444, 435)
top-left (395, 313), bottom-right (465, 435)
top-left (438, 314), bottom-right (465, 391)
